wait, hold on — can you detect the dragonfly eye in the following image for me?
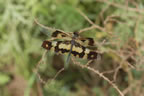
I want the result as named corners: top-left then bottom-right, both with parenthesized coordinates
top-left (73, 32), bottom-right (79, 38)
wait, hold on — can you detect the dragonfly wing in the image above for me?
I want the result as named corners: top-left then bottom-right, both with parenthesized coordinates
top-left (77, 37), bottom-right (95, 46)
top-left (52, 30), bottom-right (71, 40)
top-left (42, 40), bottom-right (98, 60)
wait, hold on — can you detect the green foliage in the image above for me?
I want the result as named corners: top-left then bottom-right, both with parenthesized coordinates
top-left (0, 73), bottom-right (11, 86)
top-left (0, 0), bottom-right (144, 96)
top-left (44, 81), bottom-right (70, 96)
top-left (92, 87), bottom-right (104, 96)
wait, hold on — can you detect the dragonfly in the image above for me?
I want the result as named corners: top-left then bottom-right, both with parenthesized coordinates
top-left (41, 29), bottom-right (99, 68)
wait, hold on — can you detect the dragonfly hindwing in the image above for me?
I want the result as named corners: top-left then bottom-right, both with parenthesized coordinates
top-left (42, 40), bottom-right (98, 59)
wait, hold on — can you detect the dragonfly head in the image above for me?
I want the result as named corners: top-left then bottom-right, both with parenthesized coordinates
top-left (73, 32), bottom-right (79, 39)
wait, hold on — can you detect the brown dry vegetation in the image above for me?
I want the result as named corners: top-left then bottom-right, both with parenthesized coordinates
top-left (0, 0), bottom-right (144, 96)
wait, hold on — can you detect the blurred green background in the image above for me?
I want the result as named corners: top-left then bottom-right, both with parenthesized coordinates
top-left (0, 0), bottom-right (144, 96)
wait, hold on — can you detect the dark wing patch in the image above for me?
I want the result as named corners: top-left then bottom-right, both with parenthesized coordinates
top-left (42, 40), bottom-right (52, 50)
top-left (87, 51), bottom-right (98, 59)
top-left (52, 30), bottom-right (69, 38)
top-left (78, 37), bottom-right (95, 46)
top-left (87, 38), bottom-right (95, 46)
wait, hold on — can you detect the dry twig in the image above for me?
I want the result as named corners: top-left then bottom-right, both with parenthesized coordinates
top-left (77, 9), bottom-right (105, 33)
top-left (34, 50), bottom-right (64, 84)
top-left (72, 57), bottom-right (124, 96)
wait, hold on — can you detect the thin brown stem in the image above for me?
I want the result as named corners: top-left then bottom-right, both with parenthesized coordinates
top-left (34, 18), bottom-right (55, 31)
top-left (77, 9), bottom-right (105, 33)
top-left (72, 57), bottom-right (124, 96)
